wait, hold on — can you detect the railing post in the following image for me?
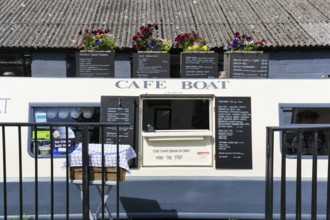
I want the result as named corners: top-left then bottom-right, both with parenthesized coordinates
top-left (82, 126), bottom-right (90, 220)
top-left (281, 131), bottom-right (287, 220)
top-left (265, 127), bottom-right (274, 220)
top-left (2, 126), bottom-right (7, 220)
top-left (311, 131), bottom-right (318, 220)
top-left (327, 130), bottom-right (330, 219)
top-left (116, 125), bottom-right (120, 220)
top-left (296, 131), bottom-right (302, 220)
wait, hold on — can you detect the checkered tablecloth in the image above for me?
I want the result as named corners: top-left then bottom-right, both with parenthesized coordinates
top-left (68, 143), bottom-right (136, 172)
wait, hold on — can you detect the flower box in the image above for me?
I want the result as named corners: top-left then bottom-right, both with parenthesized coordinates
top-left (223, 51), bottom-right (269, 78)
top-left (132, 51), bottom-right (170, 78)
top-left (75, 50), bottom-right (115, 78)
top-left (70, 167), bottom-right (126, 182)
top-left (180, 51), bottom-right (218, 78)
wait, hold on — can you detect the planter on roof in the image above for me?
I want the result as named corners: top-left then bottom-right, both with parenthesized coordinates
top-left (131, 51), bottom-right (170, 78)
top-left (180, 51), bottom-right (219, 78)
top-left (75, 50), bottom-right (115, 78)
top-left (223, 51), bottom-right (269, 78)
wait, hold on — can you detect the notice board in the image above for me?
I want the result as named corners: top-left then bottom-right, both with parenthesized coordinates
top-left (132, 52), bottom-right (170, 78)
top-left (180, 52), bottom-right (218, 78)
top-left (215, 97), bottom-right (252, 169)
top-left (76, 51), bottom-right (114, 77)
top-left (230, 52), bottom-right (269, 78)
top-left (100, 96), bottom-right (138, 147)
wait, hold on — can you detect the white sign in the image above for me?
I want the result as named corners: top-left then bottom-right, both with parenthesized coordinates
top-left (142, 134), bottom-right (213, 166)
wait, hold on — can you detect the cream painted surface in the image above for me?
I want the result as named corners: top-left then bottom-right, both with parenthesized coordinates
top-left (142, 131), bottom-right (213, 166)
top-left (0, 78), bottom-right (330, 178)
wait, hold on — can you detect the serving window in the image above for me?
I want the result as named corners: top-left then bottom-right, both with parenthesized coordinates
top-left (141, 97), bottom-right (213, 167)
top-left (142, 98), bottom-right (210, 131)
top-left (280, 105), bottom-right (330, 156)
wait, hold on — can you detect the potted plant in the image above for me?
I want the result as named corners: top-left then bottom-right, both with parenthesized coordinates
top-left (131, 23), bottom-right (171, 78)
top-left (174, 31), bottom-right (218, 78)
top-left (75, 28), bottom-right (116, 78)
top-left (173, 31), bottom-right (210, 51)
top-left (223, 32), bottom-right (268, 78)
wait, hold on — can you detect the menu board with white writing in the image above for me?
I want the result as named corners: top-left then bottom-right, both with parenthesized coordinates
top-left (180, 52), bottom-right (218, 78)
top-left (132, 53), bottom-right (170, 78)
top-left (215, 97), bottom-right (252, 169)
top-left (76, 51), bottom-right (114, 77)
top-left (230, 53), bottom-right (269, 78)
top-left (100, 96), bottom-right (138, 146)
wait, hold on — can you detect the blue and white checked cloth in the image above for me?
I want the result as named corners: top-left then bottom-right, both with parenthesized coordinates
top-left (68, 143), bottom-right (136, 172)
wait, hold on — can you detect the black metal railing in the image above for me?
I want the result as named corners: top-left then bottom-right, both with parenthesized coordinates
top-left (265, 125), bottom-right (330, 220)
top-left (0, 122), bottom-right (130, 220)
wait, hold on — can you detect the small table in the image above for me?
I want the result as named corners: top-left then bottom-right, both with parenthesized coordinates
top-left (71, 180), bottom-right (116, 220)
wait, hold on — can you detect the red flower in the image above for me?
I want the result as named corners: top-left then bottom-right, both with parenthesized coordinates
top-left (132, 34), bottom-right (138, 40)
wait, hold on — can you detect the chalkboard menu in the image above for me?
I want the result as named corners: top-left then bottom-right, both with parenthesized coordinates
top-left (76, 51), bottom-right (114, 77)
top-left (132, 52), bottom-right (170, 78)
top-left (100, 96), bottom-right (138, 147)
top-left (215, 97), bottom-right (252, 169)
top-left (180, 52), bottom-right (218, 78)
top-left (225, 52), bottom-right (269, 78)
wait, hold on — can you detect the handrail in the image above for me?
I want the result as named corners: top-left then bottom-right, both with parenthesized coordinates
top-left (0, 122), bottom-right (131, 220)
top-left (265, 125), bottom-right (330, 220)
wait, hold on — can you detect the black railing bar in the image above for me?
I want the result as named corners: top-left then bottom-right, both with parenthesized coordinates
top-left (82, 126), bottom-right (90, 220)
top-left (280, 131), bottom-right (287, 220)
top-left (266, 125), bottom-right (330, 132)
top-left (65, 126), bottom-right (70, 220)
top-left (2, 126), bottom-right (8, 220)
top-left (33, 126), bottom-right (39, 220)
top-left (18, 126), bottom-right (23, 219)
top-left (311, 131), bottom-right (318, 220)
top-left (101, 127), bottom-right (105, 220)
top-left (116, 126), bottom-right (120, 220)
top-left (296, 131), bottom-right (302, 220)
top-left (50, 126), bottom-right (54, 220)
top-left (265, 127), bottom-right (274, 220)
top-left (0, 122), bottom-right (131, 127)
top-left (326, 131), bottom-right (330, 219)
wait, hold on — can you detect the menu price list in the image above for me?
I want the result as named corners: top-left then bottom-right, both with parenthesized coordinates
top-left (180, 53), bottom-right (218, 78)
top-left (76, 51), bottom-right (114, 77)
top-left (132, 53), bottom-right (170, 78)
top-left (100, 96), bottom-right (137, 145)
top-left (230, 53), bottom-right (269, 78)
top-left (215, 97), bottom-right (252, 169)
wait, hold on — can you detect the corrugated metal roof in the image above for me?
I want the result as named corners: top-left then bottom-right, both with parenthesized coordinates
top-left (0, 0), bottom-right (329, 49)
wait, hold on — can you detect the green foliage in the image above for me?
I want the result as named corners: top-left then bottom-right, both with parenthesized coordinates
top-left (10, 214), bottom-right (34, 220)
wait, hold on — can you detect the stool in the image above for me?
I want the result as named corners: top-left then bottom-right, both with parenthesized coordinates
top-left (71, 180), bottom-right (116, 220)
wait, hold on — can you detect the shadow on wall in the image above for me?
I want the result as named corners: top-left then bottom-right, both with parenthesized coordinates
top-left (120, 196), bottom-right (178, 218)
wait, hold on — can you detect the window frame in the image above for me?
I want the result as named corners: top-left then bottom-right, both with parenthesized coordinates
top-left (141, 95), bottom-right (214, 134)
top-left (279, 103), bottom-right (330, 158)
top-left (28, 102), bottom-right (100, 158)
